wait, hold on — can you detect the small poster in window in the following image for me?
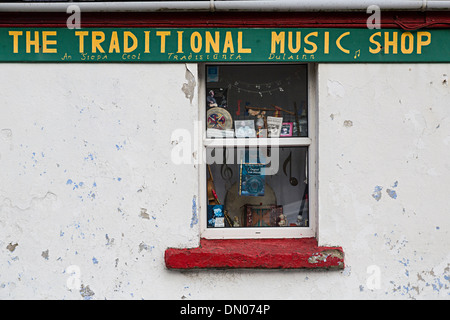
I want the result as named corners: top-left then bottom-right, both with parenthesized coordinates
top-left (267, 116), bottom-right (283, 138)
top-left (207, 88), bottom-right (228, 108)
top-left (207, 66), bottom-right (219, 82)
top-left (235, 120), bottom-right (256, 138)
top-left (207, 204), bottom-right (225, 228)
top-left (280, 122), bottom-right (293, 137)
top-left (239, 162), bottom-right (265, 197)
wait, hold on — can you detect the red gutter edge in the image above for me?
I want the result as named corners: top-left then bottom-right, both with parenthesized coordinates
top-left (0, 11), bottom-right (450, 29)
top-left (164, 238), bottom-right (344, 270)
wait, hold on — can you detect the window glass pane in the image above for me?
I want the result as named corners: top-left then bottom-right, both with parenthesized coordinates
top-left (204, 64), bottom-right (310, 230)
top-left (206, 64), bottom-right (308, 138)
top-left (206, 146), bottom-right (309, 228)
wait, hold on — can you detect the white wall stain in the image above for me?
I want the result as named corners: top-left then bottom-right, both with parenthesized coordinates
top-left (343, 120), bottom-right (353, 128)
top-left (326, 79), bottom-right (345, 98)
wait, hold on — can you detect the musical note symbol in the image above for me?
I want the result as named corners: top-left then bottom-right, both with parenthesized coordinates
top-left (354, 49), bottom-right (361, 59)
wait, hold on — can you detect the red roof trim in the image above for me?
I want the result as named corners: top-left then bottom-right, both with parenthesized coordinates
top-left (1, 11), bottom-right (450, 29)
top-left (165, 238), bottom-right (344, 269)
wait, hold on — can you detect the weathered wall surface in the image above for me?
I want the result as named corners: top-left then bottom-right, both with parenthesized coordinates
top-left (0, 63), bottom-right (200, 299)
top-left (318, 63), bottom-right (450, 299)
top-left (0, 62), bottom-right (448, 300)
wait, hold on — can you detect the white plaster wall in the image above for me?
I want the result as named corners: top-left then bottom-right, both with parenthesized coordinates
top-left (317, 63), bottom-right (450, 299)
top-left (0, 63), bottom-right (200, 299)
top-left (0, 62), bottom-right (448, 300)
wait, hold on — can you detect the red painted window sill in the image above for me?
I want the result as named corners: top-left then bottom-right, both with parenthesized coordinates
top-left (165, 238), bottom-right (344, 270)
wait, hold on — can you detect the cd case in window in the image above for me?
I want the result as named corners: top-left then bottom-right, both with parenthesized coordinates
top-left (239, 163), bottom-right (265, 197)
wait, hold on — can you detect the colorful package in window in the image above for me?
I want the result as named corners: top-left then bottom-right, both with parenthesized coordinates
top-left (244, 205), bottom-right (283, 227)
top-left (239, 163), bottom-right (265, 197)
top-left (207, 205), bottom-right (225, 228)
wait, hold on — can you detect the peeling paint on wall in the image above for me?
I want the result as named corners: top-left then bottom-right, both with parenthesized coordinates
top-left (139, 241), bottom-right (154, 253)
top-left (41, 250), bottom-right (49, 260)
top-left (80, 285), bottom-right (95, 300)
top-left (343, 120), bottom-right (353, 128)
top-left (385, 181), bottom-right (399, 199)
top-left (190, 195), bottom-right (198, 228)
top-left (308, 249), bottom-right (344, 264)
top-left (386, 188), bottom-right (398, 199)
top-left (139, 208), bottom-right (150, 220)
top-left (372, 186), bottom-right (383, 201)
top-left (0, 63), bottom-right (448, 300)
top-left (372, 181), bottom-right (398, 201)
top-left (6, 243), bottom-right (18, 252)
top-left (390, 261), bottom-right (450, 298)
top-left (182, 64), bottom-right (196, 104)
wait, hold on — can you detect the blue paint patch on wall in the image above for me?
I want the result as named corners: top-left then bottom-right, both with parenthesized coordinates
top-left (386, 181), bottom-right (398, 199)
top-left (386, 189), bottom-right (397, 199)
top-left (66, 179), bottom-right (84, 190)
top-left (87, 190), bottom-right (96, 200)
top-left (84, 153), bottom-right (95, 161)
top-left (115, 140), bottom-right (127, 151)
top-left (190, 195), bottom-right (198, 228)
top-left (398, 258), bottom-right (409, 267)
top-left (372, 181), bottom-right (399, 201)
top-left (372, 186), bottom-right (383, 201)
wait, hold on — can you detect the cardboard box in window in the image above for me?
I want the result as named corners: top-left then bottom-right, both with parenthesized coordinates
top-left (244, 205), bottom-right (283, 227)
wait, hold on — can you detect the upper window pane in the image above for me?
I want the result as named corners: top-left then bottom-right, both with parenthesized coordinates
top-left (205, 64), bottom-right (308, 138)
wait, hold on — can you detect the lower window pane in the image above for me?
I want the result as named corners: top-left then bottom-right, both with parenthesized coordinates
top-left (206, 146), bottom-right (309, 228)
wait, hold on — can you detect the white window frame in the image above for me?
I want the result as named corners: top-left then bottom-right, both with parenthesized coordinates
top-left (198, 63), bottom-right (317, 239)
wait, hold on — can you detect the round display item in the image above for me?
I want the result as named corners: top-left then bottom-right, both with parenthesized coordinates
top-left (206, 107), bottom-right (233, 130)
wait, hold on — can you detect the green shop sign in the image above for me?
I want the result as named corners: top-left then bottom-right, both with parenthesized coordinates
top-left (1, 27), bottom-right (449, 62)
